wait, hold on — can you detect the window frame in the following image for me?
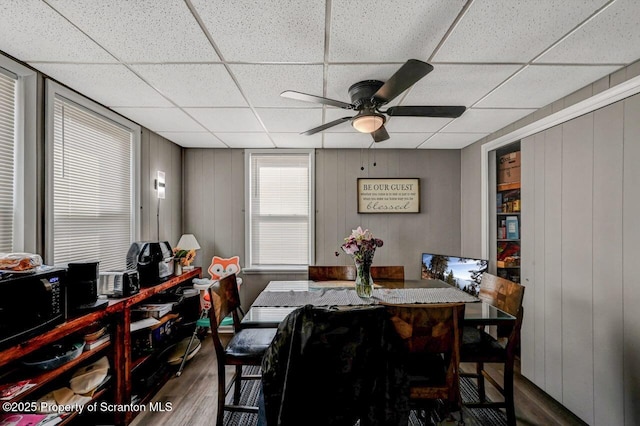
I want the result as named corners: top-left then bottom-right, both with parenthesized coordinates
top-left (244, 149), bottom-right (315, 273)
top-left (0, 54), bottom-right (37, 253)
top-left (44, 80), bottom-right (141, 266)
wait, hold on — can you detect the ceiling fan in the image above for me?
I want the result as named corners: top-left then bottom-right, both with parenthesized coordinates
top-left (280, 59), bottom-right (466, 143)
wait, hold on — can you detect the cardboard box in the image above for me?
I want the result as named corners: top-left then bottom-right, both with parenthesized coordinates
top-left (498, 166), bottom-right (521, 184)
top-left (498, 151), bottom-right (521, 170)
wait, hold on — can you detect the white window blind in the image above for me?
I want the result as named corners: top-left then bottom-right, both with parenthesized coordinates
top-left (52, 96), bottom-right (133, 270)
top-left (0, 70), bottom-right (16, 253)
top-left (248, 152), bottom-right (313, 267)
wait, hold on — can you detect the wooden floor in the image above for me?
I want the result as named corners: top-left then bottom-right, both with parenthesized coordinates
top-left (132, 337), bottom-right (586, 426)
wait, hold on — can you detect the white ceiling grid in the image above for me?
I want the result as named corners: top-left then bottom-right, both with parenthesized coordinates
top-left (0, 0), bottom-right (637, 149)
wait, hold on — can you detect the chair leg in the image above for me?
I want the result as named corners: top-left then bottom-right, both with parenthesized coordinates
top-left (504, 363), bottom-right (516, 426)
top-left (216, 360), bottom-right (226, 426)
top-left (233, 365), bottom-right (242, 404)
top-left (476, 362), bottom-right (486, 402)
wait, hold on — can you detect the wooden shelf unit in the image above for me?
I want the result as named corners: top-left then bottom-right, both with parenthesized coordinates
top-left (0, 267), bottom-right (201, 426)
top-left (4, 343), bottom-right (111, 404)
top-left (496, 146), bottom-right (521, 282)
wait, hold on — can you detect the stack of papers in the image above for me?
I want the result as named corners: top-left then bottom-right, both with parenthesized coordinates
top-left (130, 317), bottom-right (160, 332)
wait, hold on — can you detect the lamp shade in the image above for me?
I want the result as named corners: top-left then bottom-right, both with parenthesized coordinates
top-left (176, 234), bottom-right (201, 250)
top-left (352, 114), bottom-right (385, 133)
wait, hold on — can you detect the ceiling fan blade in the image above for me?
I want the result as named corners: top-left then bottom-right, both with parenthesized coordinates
top-left (386, 105), bottom-right (466, 118)
top-left (301, 116), bottom-right (352, 135)
top-left (372, 59), bottom-right (434, 104)
top-left (371, 125), bottom-right (390, 143)
top-left (281, 90), bottom-right (353, 109)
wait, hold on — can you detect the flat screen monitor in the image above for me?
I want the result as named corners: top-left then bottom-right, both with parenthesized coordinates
top-left (421, 253), bottom-right (488, 296)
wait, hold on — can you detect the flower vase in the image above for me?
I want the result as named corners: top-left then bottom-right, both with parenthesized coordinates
top-left (175, 262), bottom-right (183, 276)
top-left (355, 259), bottom-right (374, 298)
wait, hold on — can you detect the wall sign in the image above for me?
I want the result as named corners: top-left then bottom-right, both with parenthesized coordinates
top-left (357, 178), bottom-right (420, 214)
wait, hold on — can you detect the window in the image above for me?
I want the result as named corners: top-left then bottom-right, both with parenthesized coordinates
top-left (0, 69), bottom-right (17, 253)
top-left (46, 81), bottom-right (140, 270)
top-left (0, 54), bottom-right (37, 254)
top-left (245, 150), bottom-right (314, 270)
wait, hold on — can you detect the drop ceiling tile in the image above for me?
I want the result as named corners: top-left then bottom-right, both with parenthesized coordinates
top-left (385, 117), bottom-right (452, 133)
top-left (434, 0), bottom-right (609, 63)
top-left (255, 109), bottom-right (323, 133)
top-left (402, 64), bottom-right (522, 106)
top-left (370, 134), bottom-right (431, 149)
top-left (270, 133), bottom-right (322, 148)
top-left (184, 108), bottom-right (262, 132)
top-left (418, 133), bottom-right (488, 149)
top-left (536, 0), bottom-right (640, 64)
top-left (214, 133), bottom-right (275, 148)
top-left (230, 64), bottom-right (324, 107)
top-left (329, 0), bottom-right (465, 62)
top-left (476, 64), bottom-right (621, 108)
top-left (113, 107), bottom-right (206, 132)
top-left (191, 0), bottom-right (324, 62)
top-left (326, 64), bottom-right (409, 107)
top-left (323, 133), bottom-right (373, 149)
top-left (158, 132), bottom-right (227, 148)
top-left (32, 64), bottom-right (171, 107)
top-left (0, 0), bottom-right (114, 62)
top-left (132, 64), bottom-right (246, 107)
top-left (48, 0), bottom-right (218, 62)
top-left (442, 108), bottom-right (535, 133)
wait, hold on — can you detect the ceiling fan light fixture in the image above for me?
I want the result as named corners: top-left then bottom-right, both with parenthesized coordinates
top-left (352, 113), bottom-right (385, 133)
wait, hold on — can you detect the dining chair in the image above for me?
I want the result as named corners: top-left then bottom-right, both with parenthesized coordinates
top-left (208, 274), bottom-right (277, 426)
top-left (307, 265), bottom-right (356, 280)
top-left (307, 265), bottom-right (404, 281)
top-left (460, 273), bottom-right (525, 426)
top-left (383, 303), bottom-right (465, 425)
top-left (371, 265), bottom-right (404, 280)
top-left (261, 305), bottom-right (410, 425)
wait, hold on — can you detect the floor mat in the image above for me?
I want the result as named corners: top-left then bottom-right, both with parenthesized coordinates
top-left (223, 366), bottom-right (508, 426)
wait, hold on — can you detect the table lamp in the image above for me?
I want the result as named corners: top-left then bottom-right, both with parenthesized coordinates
top-left (176, 234), bottom-right (201, 271)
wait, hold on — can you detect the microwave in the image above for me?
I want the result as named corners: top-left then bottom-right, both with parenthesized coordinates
top-left (0, 268), bottom-right (66, 349)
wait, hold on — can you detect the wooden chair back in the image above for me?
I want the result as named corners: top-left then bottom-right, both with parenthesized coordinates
top-left (384, 303), bottom-right (465, 407)
top-left (308, 265), bottom-right (404, 281)
top-left (308, 265), bottom-right (356, 280)
top-left (208, 274), bottom-right (241, 333)
top-left (478, 273), bottom-right (524, 317)
top-left (371, 266), bottom-right (404, 280)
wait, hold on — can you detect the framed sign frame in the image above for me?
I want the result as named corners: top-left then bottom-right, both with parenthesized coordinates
top-left (357, 178), bottom-right (420, 214)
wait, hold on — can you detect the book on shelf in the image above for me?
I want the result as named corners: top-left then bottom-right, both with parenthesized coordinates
top-left (132, 303), bottom-right (174, 319)
top-left (0, 380), bottom-right (35, 400)
top-left (0, 413), bottom-right (66, 426)
top-left (506, 216), bottom-right (519, 239)
top-left (84, 334), bottom-right (110, 351)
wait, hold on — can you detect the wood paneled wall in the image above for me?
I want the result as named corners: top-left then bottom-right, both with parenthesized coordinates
top-left (518, 94), bottom-right (640, 425)
top-left (139, 129), bottom-right (182, 246)
top-left (182, 148), bottom-right (462, 307)
top-left (314, 149), bottom-right (461, 275)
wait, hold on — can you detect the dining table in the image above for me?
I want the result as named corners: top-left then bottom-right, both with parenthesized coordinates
top-left (241, 278), bottom-right (516, 328)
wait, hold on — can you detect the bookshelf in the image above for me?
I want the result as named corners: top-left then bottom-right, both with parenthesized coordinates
top-left (495, 145), bottom-right (521, 283)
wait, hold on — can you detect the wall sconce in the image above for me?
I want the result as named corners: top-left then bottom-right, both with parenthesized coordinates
top-left (155, 171), bottom-right (165, 199)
